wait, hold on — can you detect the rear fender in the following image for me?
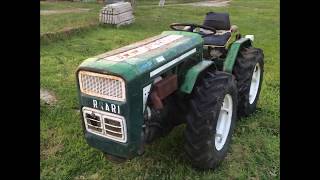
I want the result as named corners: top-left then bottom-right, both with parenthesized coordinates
top-left (223, 37), bottom-right (252, 73)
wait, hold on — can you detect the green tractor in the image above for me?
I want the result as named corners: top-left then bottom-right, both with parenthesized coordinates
top-left (76, 12), bottom-right (264, 170)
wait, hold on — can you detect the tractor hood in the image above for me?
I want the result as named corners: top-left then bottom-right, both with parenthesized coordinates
top-left (76, 31), bottom-right (204, 158)
top-left (77, 31), bottom-right (203, 81)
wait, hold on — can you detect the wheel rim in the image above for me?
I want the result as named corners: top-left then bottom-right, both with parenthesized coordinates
top-left (249, 63), bottom-right (261, 104)
top-left (215, 94), bottom-right (233, 151)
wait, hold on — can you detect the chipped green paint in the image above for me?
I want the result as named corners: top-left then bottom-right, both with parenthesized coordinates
top-left (180, 60), bottom-right (214, 94)
top-left (223, 37), bottom-right (252, 73)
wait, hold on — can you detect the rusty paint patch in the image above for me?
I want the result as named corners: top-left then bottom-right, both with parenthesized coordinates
top-left (150, 75), bottom-right (178, 109)
top-left (153, 74), bottom-right (178, 99)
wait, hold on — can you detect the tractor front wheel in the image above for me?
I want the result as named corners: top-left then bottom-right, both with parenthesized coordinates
top-left (184, 71), bottom-right (238, 169)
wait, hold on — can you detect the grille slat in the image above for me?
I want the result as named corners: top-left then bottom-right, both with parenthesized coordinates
top-left (82, 107), bottom-right (127, 143)
top-left (79, 71), bottom-right (125, 101)
top-left (104, 122), bottom-right (121, 128)
top-left (105, 124), bottom-right (122, 132)
top-left (86, 118), bottom-right (101, 123)
top-left (87, 124), bottom-right (103, 132)
top-left (105, 128), bottom-right (122, 134)
top-left (87, 120), bottom-right (101, 127)
top-left (105, 131), bottom-right (123, 138)
top-left (104, 118), bottom-right (121, 126)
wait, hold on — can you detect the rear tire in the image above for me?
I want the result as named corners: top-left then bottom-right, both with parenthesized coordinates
top-left (233, 47), bottom-right (264, 117)
top-left (184, 71), bottom-right (238, 170)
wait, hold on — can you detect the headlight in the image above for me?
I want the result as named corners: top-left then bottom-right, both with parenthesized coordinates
top-left (78, 71), bottom-right (126, 102)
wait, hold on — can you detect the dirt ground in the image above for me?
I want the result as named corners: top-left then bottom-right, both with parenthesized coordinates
top-left (40, 88), bottom-right (57, 105)
top-left (40, 8), bottom-right (91, 15)
top-left (185, 0), bottom-right (231, 7)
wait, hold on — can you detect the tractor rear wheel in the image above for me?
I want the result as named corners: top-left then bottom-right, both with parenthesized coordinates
top-left (184, 71), bottom-right (238, 170)
top-left (233, 47), bottom-right (264, 117)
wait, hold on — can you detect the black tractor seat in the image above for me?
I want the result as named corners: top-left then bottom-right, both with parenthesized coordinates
top-left (202, 30), bottom-right (231, 47)
top-left (201, 12), bottom-right (233, 47)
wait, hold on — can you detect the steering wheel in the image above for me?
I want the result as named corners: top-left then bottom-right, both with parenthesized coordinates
top-left (170, 23), bottom-right (216, 37)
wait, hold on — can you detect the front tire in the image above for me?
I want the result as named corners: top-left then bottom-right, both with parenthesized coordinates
top-left (233, 47), bottom-right (264, 117)
top-left (184, 71), bottom-right (238, 170)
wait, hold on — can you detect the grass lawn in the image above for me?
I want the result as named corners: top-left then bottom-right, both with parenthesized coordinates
top-left (40, 2), bottom-right (101, 34)
top-left (40, 0), bottom-right (204, 34)
top-left (40, 0), bottom-right (279, 179)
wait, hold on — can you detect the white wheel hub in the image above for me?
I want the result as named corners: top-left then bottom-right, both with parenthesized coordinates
top-left (215, 94), bottom-right (233, 151)
top-left (249, 63), bottom-right (261, 104)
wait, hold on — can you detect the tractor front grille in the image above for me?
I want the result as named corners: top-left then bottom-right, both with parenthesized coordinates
top-left (82, 107), bottom-right (127, 143)
top-left (78, 71), bottom-right (126, 102)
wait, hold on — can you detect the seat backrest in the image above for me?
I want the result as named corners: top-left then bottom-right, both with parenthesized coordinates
top-left (203, 12), bottom-right (231, 30)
